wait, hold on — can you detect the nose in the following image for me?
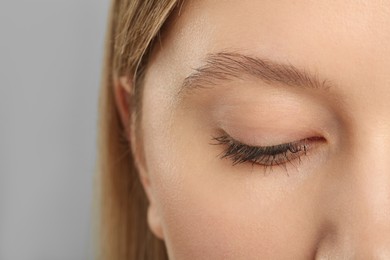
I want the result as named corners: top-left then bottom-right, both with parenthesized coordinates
top-left (315, 126), bottom-right (390, 259)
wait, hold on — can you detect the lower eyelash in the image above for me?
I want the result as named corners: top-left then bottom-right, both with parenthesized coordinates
top-left (211, 134), bottom-right (314, 174)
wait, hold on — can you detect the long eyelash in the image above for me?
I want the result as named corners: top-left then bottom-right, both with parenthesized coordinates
top-left (211, 134), bottom-right (311, 174)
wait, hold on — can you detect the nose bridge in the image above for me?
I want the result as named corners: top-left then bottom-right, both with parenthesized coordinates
top-left (349, 140), bottom-right (390, 249)
top-left (352, 121), bottom-right (390, 229)
top-left (352, 118), bottom-right (390, 207)
top-left (321, 120), bottom-right (390, 257)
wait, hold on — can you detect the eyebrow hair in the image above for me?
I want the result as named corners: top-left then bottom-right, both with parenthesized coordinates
top-left (178, 51), bottom-right (332, 97)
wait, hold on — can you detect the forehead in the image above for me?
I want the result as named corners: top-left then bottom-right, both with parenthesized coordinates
top-left (147, 0), bottom-right (390, 106)
top-left (168, 0), bottom-right (390, 54)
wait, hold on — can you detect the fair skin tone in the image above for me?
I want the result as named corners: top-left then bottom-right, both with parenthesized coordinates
top-left (115, 0), bottom-right (390, 259)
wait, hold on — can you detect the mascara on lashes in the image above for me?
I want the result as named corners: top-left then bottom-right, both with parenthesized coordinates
top-left (211, 134), bottom-right (314, 172)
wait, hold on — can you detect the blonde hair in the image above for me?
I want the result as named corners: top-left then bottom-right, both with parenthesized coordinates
top-left (97, 0), bottom-right (181, 259)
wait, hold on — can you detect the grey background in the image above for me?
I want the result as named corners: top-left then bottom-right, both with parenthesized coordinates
top-left (0, 1), bottom-right (110, 259)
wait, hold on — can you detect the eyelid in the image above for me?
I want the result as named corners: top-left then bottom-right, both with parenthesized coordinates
top-left (211, 132), bottom-right (325, 173)
top-left (214, 117), bottom-right (325, 147)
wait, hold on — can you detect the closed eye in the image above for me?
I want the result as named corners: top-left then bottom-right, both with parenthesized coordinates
top-left (211, 133), bottom-right (324, 174)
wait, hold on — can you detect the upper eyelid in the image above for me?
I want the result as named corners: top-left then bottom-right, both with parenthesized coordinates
top-left (212, 133), bottom-right (325, 156)
top-left (212, 133), bottom-right (306, 150)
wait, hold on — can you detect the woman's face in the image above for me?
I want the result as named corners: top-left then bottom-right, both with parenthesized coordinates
top-left (136, 0), bottom-right (390, 258)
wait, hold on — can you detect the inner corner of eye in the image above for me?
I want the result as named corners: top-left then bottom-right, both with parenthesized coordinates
top-left (306, 136), bottom-right (327, 143)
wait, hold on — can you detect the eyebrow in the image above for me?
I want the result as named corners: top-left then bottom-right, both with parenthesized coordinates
top-left (178, 51), bottom-right (332, 97)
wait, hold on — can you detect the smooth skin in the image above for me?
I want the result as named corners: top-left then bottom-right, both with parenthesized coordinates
top-left (115, 0), bottom-right (390, 259)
